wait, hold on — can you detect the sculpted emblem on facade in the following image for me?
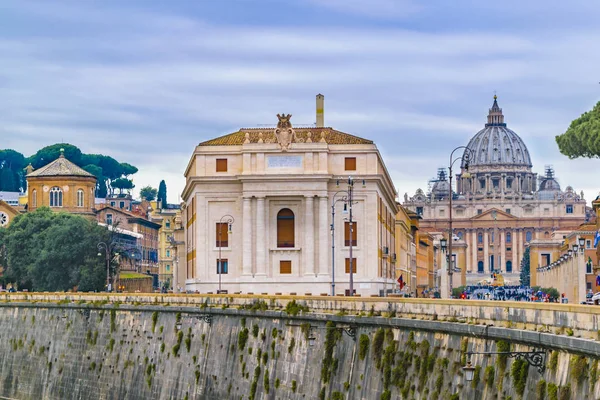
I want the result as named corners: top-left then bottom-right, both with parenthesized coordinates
top-left (275, 113), bottom-right (297, 151)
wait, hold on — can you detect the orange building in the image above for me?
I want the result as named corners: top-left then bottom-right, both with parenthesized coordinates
top-left (26, 150), bottom-right (96, 216)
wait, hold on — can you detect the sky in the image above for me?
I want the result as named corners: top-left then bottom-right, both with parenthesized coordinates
top-left (1, 0), bottom-right (600, 205)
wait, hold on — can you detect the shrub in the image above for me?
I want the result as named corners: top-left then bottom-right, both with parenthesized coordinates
top-left (536, 379), bottom-right (547, 400)
top-left (511, 358), bottom-right (529, 397)
top-left (151, 311), bottom-right (158, 332)
top-left (548, 383), bottom-right (558, 400)
top-left (471, 365), bottom-right (481, 388)
top-left (550, 351), bottom-right (559, 372)
top-left (559, 384), bottom-right (571, 400)
top-left (288, 337), bottom-right (296, 353)
top-left (359, 334), bottom-right (369, 361)
top-left (285, 300), bottom-right (309, 316)
top-left (484, 365), bottom-right (495, 387)
top-left (292, 380), bottom-right (297, 393)
top-left (372, 328), bottom-right (385, 369)
top-left (252, 324), bottom-right (259, 337)
top-left (238, 328), bottom-right (249, 350)
top-left (570, 355), bottom-right (588, 386)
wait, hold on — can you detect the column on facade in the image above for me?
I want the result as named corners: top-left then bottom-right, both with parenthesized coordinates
top-left (516, 229), bottom-right (523, 272)
top-left (318, 196), bottom-right (329, 275)
top-left (483, 229), bottom-right (489, 272)
top-left (304, 196), bottom-right (315, 276)
top-left (511, 228), bottom-right (518, 272)
top-left (516, 174), bottom-right (521, 192)
top-left (242, 197), bottom-right (253, 276)
top-left (500, 229), bottom-right (506, 272)
top-left (486, 175), bottom-right (490, 192)
top-left (255, 197), bottom-right (266, 276)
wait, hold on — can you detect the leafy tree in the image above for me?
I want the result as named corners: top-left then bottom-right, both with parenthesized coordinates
top-left (140, 186), bottom-right (158, 201)
top-left (556, 101), bottom-right (600, 158)
top-left (27, 143), bottom-right (82, 169)
top-left (520, 247), bottom-right (530, 286)
top-left (112, 178), bottom-right (134, 194)
top-left (158, 180), bottom-right (167, 208)
top-left (2, 207), bottom-right (111, 291)
top-left (0, 149), bottom-right (27, 191)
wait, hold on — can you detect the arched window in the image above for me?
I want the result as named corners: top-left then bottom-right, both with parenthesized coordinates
top-left (32, 189), bottom-right (37, 207)
top-left (526, 231), bottom-right (532, 242)
top-left (478, 261), bottom-right (484, 273)
top-left (478, 233), bottom-right (483, 243)
top-left (506, 232), bottom-right (511, 243)
top-left (544, 231), bottom-right (550, 238)
top-left (506, 261), bottom-right (513, 272)
top-left (50, 187), bottom-right (63, 207)
top-left (277, 208), bottom-right (295, 248)
top-left (457, 231), bottom-right (463, 240)
top-left (77, 189), bottom-right (84, 207)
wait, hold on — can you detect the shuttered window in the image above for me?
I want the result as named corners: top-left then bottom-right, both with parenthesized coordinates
top-left (345, 157), bottom-right (356, 171)
top-left (277, 209), bottom-right (295, 248)
top-left (216, 223), bottom-right (229, 247)
top-left (280, 261), bottom-right (292, 274)
top-left (344, 221), bottom-right (357, 246)
top-left (216, 158), bottom-right (228, 172)
top-left (216, 259), bottom-right (228, 274)
top-left (345, 258), bottom-right (357, 273)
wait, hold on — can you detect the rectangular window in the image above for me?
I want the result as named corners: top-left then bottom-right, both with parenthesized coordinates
top-left (506, 247), bottom-right (512, 252)
top-left (344, 221), bottom-right (357, 246)
top-left (345, 258), bottom-right (357, 273)
top-left (478, 247), bottom-right (483, 251)
top-left (110, 201), bottom-right (116, 207)
top-left (479, 180), bottom-right (486, 189)
top-left (216, 259), bottom-right (228, 274)
top-left (544, 208), bottom-right (550, 215)
top-left (344, 157), bottom-right (356, 171)
top-left (166, 264), bottom-right (170, 272)
top-left (505, 209), bottom-right (511, 214)
top-left (542, 254), bottom-right (550, 267)
top-left (166, 220), bottom-right (171, 229)
top-left (566, 205), bottom-right (573, 214)
top-left (587, 262), bottom-right (592, 274)
top-left (166, 250), bottom-right (171, 257)
top-left (477, 209), bottom-right (483, 215)
top-left (216, 223), bottom-right (229, 247)
top-left (506, 179), bottom-right (512, 189)
top-left (493, 179), bottom-right (499, 188)
top-left (439, 209), bottom-right (445, 216)
top-left (280, 260), bottom-right (292, 274)
top-left (416, 207), bottom-right (423, 216)
top-left (106, 214), bottom-right (113, 225)
top-left (119, 201), bottom-right (125, 209)
top-left (216, 158), bottom-right (228, 172)
top-left (456, 209), bottom-right (464, 216)
top-left (587, 240), bottom-right (591, 249)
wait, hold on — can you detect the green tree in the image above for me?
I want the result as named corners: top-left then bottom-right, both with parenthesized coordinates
top-left (2, 208), bottom-right (111, 291)
top-left (158, 180), bottom-right (167, 208)
top-left (111, 178), bottom-right (134, 194)
top-left (140, 186), bottom-right (158, 201)
top-left (0, 149), bottom-right (27, 191)
top-left (556, 101), bottom-right (600, 158)
top-left (520, 247), bottom-right (530, 286)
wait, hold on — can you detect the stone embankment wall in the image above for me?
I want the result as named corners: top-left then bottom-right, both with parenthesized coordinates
top-left (0, 294), bottom-right (598, 399)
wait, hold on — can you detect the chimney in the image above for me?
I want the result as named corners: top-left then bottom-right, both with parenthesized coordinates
top-left (316, 94), bottom-right (324, 128)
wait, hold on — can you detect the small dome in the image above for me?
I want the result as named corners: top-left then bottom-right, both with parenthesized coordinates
top-left (462, 96), bottom-right (532, 168)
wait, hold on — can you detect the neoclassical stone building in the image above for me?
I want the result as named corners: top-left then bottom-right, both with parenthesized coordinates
top-left (182, 98), bottom-right (398, 295)
top-left (404, 96), bottom-right (587, 286)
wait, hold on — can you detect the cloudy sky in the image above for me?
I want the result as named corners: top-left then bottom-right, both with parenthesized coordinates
top-left (2, 0), bottom-right (600, 204)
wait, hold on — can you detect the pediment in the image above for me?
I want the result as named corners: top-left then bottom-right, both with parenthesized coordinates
top-left (470, 208), bottom-right (517, 221)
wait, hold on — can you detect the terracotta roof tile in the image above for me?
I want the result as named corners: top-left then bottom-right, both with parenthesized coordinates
top-left (199, 127), bottom-right (373, 146)
top-left (27, 155), bottom-right (95, 178)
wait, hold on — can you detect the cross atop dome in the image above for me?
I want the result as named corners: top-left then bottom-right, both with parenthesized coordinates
top-left (486, 94), bottom-right (506, 127)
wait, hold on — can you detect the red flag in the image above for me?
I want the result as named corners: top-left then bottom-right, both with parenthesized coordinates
top-left (397, 274), bottom-right (405, 290)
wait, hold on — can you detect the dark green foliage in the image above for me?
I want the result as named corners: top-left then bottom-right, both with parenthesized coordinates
top-left (319, 386), bottom-right (326, 400)
top-left (449, 394), bottom-right (460, 400)
top-left (111, 178), bottom-right (134, 194)
top-left (110, 309), bottom-right (116, 333)
top-left (288, 337), bottom-right (296, 353)
top-left (484, 365), bottom-right (495, 387)
top-left (471, 365), bottom-right (481, 388)
top-left (559, 384), bottom-right (571, 400)
top-left (359, 334), bottom-right (369, 360)
top-left (570, 355), bottom-right (588, 386)
top-left (496, 340), bottom-right (510, 370)
top-left (331, 391), bottom-right (343, 400)
top-left (252, 324), bottom-right (259, 337)
top-left (151, 312), bottom-right (158, 333)
top-left (263, 368), bottom-right (270, 394)
top-left (548, 383), bottom-right (558, 400)
top-left (185, 327), bottom-right (192, 352)
top-left (320, 321), bottom-right (342, 383)
top-left (158, 180), bottom-right (167, 208)
top-left (372, 328), bottom-right (385, 369)
top-left (240, 300), bottom-right (268, 312)
top-left (107, 338), bottom-right (115, 352)
top-left (275, 378), bottom-right (280, 389)
top-left (238, 328), bottom-right (249, 350)
top-left (511, 358), bottom-right (529, 397)
top-left (520, 247), bottom-right (531, 286)
top-left (300, 322), bottom-right (311, 341)
top-left (140, 186), bottom-right (157, 201)
top-left (590, 359), bottom-right (599, 386)
top-left (284, 299), bottom-right (309, 316)
top-left (172, 330), bottom-right (184, 356)
top-left (1, 208), bottom-right (114, 291)
top-left (291, 380), bottom-right (297, 393)
top-left (0, 149), bottom-right (26, 191)
top-left (536, 379), bottom-right (547, 400)
top-left (550, 351), bottom-right (559, 372)
top-left (452, 285), bottom-right (466, 299)
top-left (271, 328), bottom-right (278, 339)
top-left (556, 101), bottom-right (600, 159)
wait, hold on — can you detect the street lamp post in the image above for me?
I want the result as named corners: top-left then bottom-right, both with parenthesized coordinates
top-left (331, 192), bottom-right (349, 296)
top-left (97, 242), bottom-right (116, 292)
top-left (447, 146), bottom-right (474, 297)
top-left (218, 214), bottom-right (234, 294)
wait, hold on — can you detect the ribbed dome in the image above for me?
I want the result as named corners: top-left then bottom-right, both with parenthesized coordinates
top-left (462, 97), bottom-right (532, 168)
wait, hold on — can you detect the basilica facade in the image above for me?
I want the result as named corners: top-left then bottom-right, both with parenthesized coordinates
top-left (182, 96), bottom-right (399, 295)
top-left (404, 96), bottom-right (587, 286)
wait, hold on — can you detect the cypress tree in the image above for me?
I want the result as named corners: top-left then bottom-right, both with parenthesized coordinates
top-left (158, 180), bottom-right (167, 208)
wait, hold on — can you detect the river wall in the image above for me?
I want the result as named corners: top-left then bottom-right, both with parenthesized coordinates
top-left (0, 294), bottom-right (598, 399)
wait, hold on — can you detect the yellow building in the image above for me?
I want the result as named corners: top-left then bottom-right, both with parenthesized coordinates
top-left (26, 150), bottom-right (97, 216)
top-left (149, 201), bottom-right (182, 291)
